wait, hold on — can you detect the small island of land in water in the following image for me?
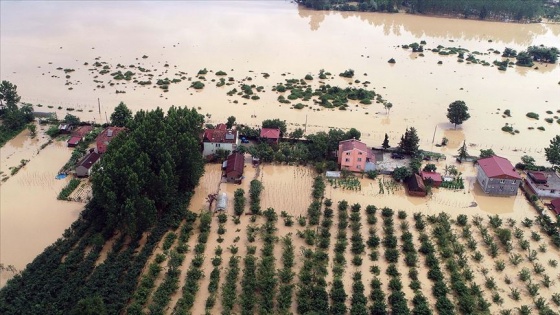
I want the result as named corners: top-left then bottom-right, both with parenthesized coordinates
top-left (1, 1), bottom-right (560, 315)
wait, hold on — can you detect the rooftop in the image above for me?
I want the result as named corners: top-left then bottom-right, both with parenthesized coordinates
top-left (203, 124), bottom-right (237, 143)
top-left (421, 171), bottom-right (443, 182)
top-left (226, 152), bottom-right (244, 174)
top-left (407, 173), bottom-right (426, 192)
top-left (526, 171), bottom-right (560, 191)
top-left (96, 127), bottom-right (125, 153)
top-left (76, 151), bottom-right (101, 170)
top-left (260, 128), bottom-right (281, 139)
top-left (477, 155), bottom-right (521, 180)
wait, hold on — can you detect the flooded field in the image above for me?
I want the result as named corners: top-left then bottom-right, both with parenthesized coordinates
top-left (1, 0), bottom-right (559, 291)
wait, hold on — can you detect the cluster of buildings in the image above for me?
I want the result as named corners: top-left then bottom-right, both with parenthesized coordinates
top-left (67, 126), bottom-right (125, 177)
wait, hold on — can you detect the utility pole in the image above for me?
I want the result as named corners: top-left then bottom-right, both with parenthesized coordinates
top-left (98, 98), bottom-right (101, 114)
top-left (304, 114), bottom-right (308, 135)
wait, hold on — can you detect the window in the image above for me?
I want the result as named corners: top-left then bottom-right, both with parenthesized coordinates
top-left (345, 158), bottom-right (350, 162)
top-left (512, 180), bottom-right (517, 184)
top-left (499, 179), bottom-right (505, 184)
top-left (357, 158), bottom-right (362, 162)
top-left (357, 165), bottom-right (361, 169)
top-left (216, 143), bottom-right (221, 147)
top-left (358, 152), bottom-right (362, 155)
top-left (346, 152), bottom-right (350, 155)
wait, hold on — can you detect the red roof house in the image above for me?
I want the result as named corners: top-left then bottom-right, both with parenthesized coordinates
top-left (260, 128), bottom-right (281, 144)
top-left (202, 124), bottom-right (239, 157)
top-left (67, 136), bottom-right (82, 147)
top-left (72, 125), bottom-right (93, 140)
top-left (95, 127), bottom-right (125, 154)
top-left (421, 171), bottom-right (443, 188)
top-left (224, 152), bottom-right (244, 183)
top-left (476, 155), bottom-right (521, 196)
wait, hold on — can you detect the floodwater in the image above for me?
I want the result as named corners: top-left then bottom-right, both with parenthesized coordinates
top-left (0, 130), bottom-right (82, 287)
top-left (1, 0), bottom-right (559, 287)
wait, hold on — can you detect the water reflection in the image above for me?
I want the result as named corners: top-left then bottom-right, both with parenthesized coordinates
top-left (296, 5), bottom-right (555, 46)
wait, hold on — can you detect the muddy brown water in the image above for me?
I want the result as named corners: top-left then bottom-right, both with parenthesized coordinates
top-left (1, 1), bottom-right (559, 287)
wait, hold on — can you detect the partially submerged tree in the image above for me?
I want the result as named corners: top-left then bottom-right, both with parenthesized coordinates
top-left (392, 166), bottom-right (412, 182)
top-left (226, 116), bottom-right (236, 129)
top-left (64, 114), bottom-right (81, 125)
top-left (458, 141), bottom-right (469, 162)
top-left (398, 127), bottom-right (420, 156)
top-left (446, 100), bottom-right (470, 129)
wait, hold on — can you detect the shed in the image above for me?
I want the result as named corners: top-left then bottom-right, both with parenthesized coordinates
top-left (225, 152), bottom-right (244, 183)
top-left (406, 174), bottom-right (427, 197)
top-left (421, 171), bottom-right (443, 188)
top-left (550, 199), bottom-right (560, 216)
top-left (216, 192), bottom-right (227, 211)
top-left (67, 136), bottom-right (82, 147)
top-left (75, 151), bottom-right (101, 177)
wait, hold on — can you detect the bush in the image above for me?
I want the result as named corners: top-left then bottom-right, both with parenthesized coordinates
top-left (526, 112), bottom-right (539, 119)
top-left (191, 81), bottom-right (205, 89)
top-left (57, 178), bottom-right (81, 200)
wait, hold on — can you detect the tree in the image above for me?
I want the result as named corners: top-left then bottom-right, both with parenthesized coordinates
top-left (262, 118), bottom-right (287, 137)
top-left (521, 155), bottom-right (535, 167)
top-left (392, 166), bottom-right (412, 182)
top-left (479, 148), bottom-right (495, 158)
top-left (226, 116), bottom-right (236, 129)
top-left (423, 164), bottom-right (437, 172)
top-left (110, 102), bottom-right (132, 127)
top-left (382, 133), bottom-right (390, 150)
top-left (545, 135), bottom-right (560, 168)
top-left (27, 124), bottom-right (36, 138)
top-left (0, 80), bottom-right (21, 109)
top-left (398, 127), bottom-right (420, 156)
top-left (70, 295), bottom-right (107, 315)
top-left (345, 128), bottom-right (361, 140)
top-left (64, 114), bottom-right (81, 125)
top-left (289, 128), bottom-right (304, 139)
top-left (446, 100), bottom-right (470, 129)
top-left (384, 102), bottom-right (393, 114)
top-left (458, 141), bottom-right (468, 162)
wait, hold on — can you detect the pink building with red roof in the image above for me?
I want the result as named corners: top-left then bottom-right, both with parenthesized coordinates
top-left (202, 123), bottom-right (239, 157)
top-left (338, 139), bottom-right (375, 173)
top-left (476, 155), bottom-right (521, 196)
top-left (260, 128), bottom-right (281, 144)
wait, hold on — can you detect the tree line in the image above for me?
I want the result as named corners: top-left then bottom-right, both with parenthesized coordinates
top-left (296, 0), bottom-right (556, 21)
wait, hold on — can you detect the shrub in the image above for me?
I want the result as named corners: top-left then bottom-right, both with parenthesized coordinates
top-left (191, 81), bottom-right (205, 89)
top-left (526, 112), bottom-right (539, 119)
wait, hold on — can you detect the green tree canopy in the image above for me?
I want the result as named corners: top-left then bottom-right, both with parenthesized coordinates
top-left (479, 148), bottom-right (495, 158)
top-left (64, 114), bottom-right (81, 125)
top-left (458, 141), bottom-right (469, 161)
top-left (345, 127), bottom-right (361, 140)
top-left (398, 127), bottom-right (420, 156)
top-left (91, 106), bottom-right (204, 236)
top-left (110, 102), bottom-right (133, 127)
top-left (545, 135), bottom-right (560, 168)
top-left (70, 295), bottom-right (107, 315)
top-left (382, 133), bottom-right (390, 149)
top-left (289, 128), bottom-right (304, 139)
top-left (0, 80), bottom-right (21, 109)
top-left (446, 100), bottom-right (470, 129)
top-left (226, 116), bottom-right (236, 129)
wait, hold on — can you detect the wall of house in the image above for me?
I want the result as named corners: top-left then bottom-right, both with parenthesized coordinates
top-left (203, 142), bottom-right (236, 157)
top-left (339, 149), bottom-right (366, 172)
top-left (476, 165), bottom-right (519, 196)
top-left (525, 180), bottom-right (560, 198)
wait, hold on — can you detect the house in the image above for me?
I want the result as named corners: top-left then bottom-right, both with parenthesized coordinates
top-left (476, 155), bottom-right (521, 196)
top-left (75, 150), bottom-right (101, 177)
top-left (406, 174), bottom-right (427, 197)
top-left (260, 128), bottom-right (281, 144)
top-left (337, 139), bottom-right (375, 172)
top-left (421, 171), bottom-right (443, 188)
top-left (58, 123), bottom-right (74, 134)
top-left (224, 152), bottom-right (245, 183)
top-left (525, 171), bottom-right (560, 199)
top-left (202, 124), bottom-right (239, 157)
top-left (549, 199), bottom-right (560, 216)
top-left (67, 136), bottom-right (82, 147)
top-left (72, 125), bottom-right (93, 140)
top-left (95, 127), bottom-right (125, 154)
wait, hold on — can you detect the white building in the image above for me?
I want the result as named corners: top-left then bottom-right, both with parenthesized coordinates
top-left (202, 123), bottom-right (239, 157)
